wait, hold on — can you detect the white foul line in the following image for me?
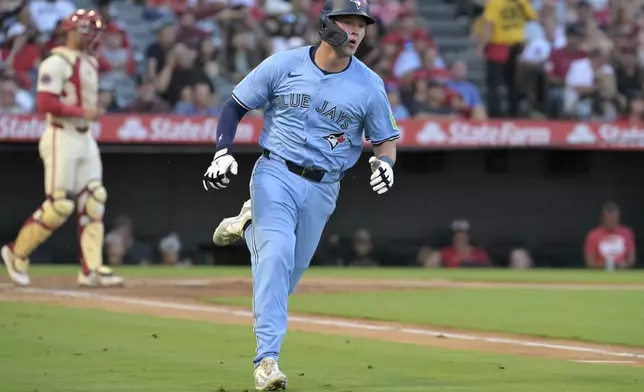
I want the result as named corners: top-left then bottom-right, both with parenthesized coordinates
top-left (15, 288), bottom-right (644, 361)
top-left (572, 360), bottom-right (637, 364)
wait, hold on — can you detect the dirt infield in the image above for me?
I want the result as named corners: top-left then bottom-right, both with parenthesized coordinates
top-left (1, 275), bottom-right (643, 367)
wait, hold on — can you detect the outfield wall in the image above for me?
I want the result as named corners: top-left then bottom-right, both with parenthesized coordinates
top-left (1, 148), bottom-right (642, 267)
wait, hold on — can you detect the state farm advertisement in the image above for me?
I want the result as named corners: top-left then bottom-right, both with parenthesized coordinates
top-left (2, 113), bottom-right (644, 150)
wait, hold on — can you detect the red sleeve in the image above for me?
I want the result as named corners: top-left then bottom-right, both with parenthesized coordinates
top-left (584, 230), bottom-right (597, 256)
top-left (545, 50), bottom-right (559, 77)
top-left (126, 49), bottom-right (136, 75)
top-left (473, 248), bottom-right (491, 265)
top-left (440, 247), bottom-right (457, 268)
top-left (626, 228), bottom-right (636, 253)
top-left (37, 92), bottom-right (84, 117)
top-left (98, 56), bottom-right (112, 72)
top-left (121, 33), bottom-right (132, 49)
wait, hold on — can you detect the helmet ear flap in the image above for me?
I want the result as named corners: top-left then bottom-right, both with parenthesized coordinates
top-left (318, 14), bottom-right (349, 47)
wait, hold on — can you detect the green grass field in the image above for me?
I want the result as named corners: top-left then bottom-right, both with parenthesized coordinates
top-left (27, 265), bottom-right (644, 284)
top-left (212, 288), bottom-right (644, 347)
top-left (3, 266), bottom-right (643, 391)
top-left (1, 301), bottom-right (642, 392)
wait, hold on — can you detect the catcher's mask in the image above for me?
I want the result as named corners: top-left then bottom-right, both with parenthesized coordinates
top-left (61, 9), bottom-right (105, 50)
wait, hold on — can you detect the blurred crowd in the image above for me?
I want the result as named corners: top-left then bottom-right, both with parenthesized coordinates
top-left (0, 0), bottom-right (490, 120)
top-left (3, 0), bottom-right (644, 120)
top-left (472, 0), bottom-right (644, 122)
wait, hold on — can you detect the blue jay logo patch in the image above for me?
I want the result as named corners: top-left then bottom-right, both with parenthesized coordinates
top-left (323, 132), bottom-right (347, 150)
top-left (350, 0), bottom-right (367, 9)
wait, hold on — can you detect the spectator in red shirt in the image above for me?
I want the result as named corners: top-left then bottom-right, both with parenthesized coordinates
top-left (176, 9), bottom-right (209, 50)
top-left (409, 47), bottom-right (451, 84)
top-left (584, 201), bottom-right (636, 269)
top-left (440, 220), bottom-right (492, 268)
top-left (98, 23), bottom-right (136, 76)
top-left (545, 23), bottom-right (587, 118)
top-left (1, 6), bottom-right (40, 90)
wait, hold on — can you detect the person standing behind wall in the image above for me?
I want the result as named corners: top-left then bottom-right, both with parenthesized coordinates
top-left (476, 0), bottom-right (537, 118)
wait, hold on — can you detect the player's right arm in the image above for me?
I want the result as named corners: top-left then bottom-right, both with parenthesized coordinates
top-left (36, 55), bottom-right (101, 121)
top-left (203, 55), bottom-right (279, 191)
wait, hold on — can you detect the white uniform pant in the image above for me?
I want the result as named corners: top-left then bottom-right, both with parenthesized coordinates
top-left (39, 126), bottom-right (102, 196)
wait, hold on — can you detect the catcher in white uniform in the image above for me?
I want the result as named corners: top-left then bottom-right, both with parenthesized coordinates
top-left (1, 9), bottom-right (123, 287)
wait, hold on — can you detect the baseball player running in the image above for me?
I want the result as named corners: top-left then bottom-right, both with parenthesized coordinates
top-left (203, 1), bottom-right (398, 389)
top-left (1, 9), bottom-right (123, 288)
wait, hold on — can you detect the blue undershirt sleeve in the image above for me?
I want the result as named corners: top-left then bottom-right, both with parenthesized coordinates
top-left (216, 98), bottom-right (250, 152)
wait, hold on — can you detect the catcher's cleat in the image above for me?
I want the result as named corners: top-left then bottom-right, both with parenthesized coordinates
top-left (78, 266), bottom-right (124, 287)
top-left (1, 245), bottom-right (30, 286)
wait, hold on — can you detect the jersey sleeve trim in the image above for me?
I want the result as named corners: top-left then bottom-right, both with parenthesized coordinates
top-left (232, 93), bottom-right (254, 111)
top-left (369, 134), bottom-right (401, 146)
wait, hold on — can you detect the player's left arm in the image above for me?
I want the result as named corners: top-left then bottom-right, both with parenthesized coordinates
top-left (373, 140), bottom-right (397, 166)
top-left (203, 55), bottom-right (279, 191)
top-left (364, 80), bottom-right (400, 195)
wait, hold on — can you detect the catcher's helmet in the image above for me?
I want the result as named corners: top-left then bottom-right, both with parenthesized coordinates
top-left (319, 0), bottom-right (375, 47)
top-left (61, 9), bottom-right (104, 49)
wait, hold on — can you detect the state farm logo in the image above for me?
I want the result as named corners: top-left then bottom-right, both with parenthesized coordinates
top-left (0, 115), bottom-right (46, 140)
top-left (117, 118), bottom-right (148, 141)
top-left (596, 124), bottom-right (644, 146)
top-left (567, 124), bottom-right (596, 144)
top-left (416, 121), bottom-right (550, 146)
top-left (116, 117), bottom-right (242, 143)
top-left (148, 117), bottom-right (218, 142)
top-left (416, 122), bottom-right (447, 144)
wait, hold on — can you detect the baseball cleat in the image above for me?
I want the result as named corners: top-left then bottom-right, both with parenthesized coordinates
top-left (254, 357), bottom-right (287, 391)
top-left (1, 245), bottom-right (30, 286)
top-left (213, 199), bottom-right (252, 246)
top-left (78, 266), bottom-right (124, 287)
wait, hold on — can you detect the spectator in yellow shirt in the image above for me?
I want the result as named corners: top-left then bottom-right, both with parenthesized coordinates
top-left (477, 0), bottom-right (537, 118)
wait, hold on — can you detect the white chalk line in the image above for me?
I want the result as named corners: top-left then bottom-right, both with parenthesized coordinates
top-left (572, 360), bottom-right (637, 364)
top-left (12, 287), bottom-right (644, 361)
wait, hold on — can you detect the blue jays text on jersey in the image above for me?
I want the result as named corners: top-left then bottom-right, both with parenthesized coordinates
top-left (231, 46), bottom-right (400, 180)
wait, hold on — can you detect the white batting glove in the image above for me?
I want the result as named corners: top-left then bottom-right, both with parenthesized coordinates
top-left (203, 149), bottom-right (238, 191)
top-left (369, 156), bottom-right (394, 195)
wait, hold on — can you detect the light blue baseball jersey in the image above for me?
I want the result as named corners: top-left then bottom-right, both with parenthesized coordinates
top-left (232, 46), bottom-right (400, 177)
